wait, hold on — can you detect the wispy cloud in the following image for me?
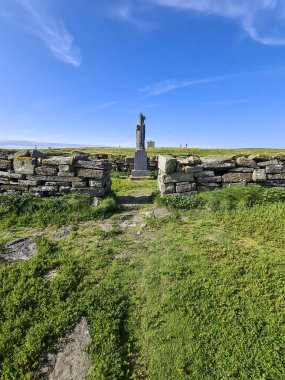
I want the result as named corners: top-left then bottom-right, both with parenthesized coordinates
top-left (1, 0), bottom-right (81, 66)
top-left (198, 99), bottom-right (249, 106)
top-left (140, 76), bottom-right (226, 96)
top-left (151, 0), bottom-right (285, 46)
top-left (96, 101), bottom-right (119, 110)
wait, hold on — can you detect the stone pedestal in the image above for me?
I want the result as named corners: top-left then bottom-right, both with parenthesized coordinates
top-left (130, 150), bottom-right (151, 180)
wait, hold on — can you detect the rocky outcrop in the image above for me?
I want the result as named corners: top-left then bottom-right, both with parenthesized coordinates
top-left (0, 150), bottom-right (111, 199)
top-left (158, 154), bottom-right (285, 196)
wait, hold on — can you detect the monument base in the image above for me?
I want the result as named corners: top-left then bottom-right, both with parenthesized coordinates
top-left (130, 170), bottom-right (151, 180)
top-left (130, 149), bottom-right (151, 180)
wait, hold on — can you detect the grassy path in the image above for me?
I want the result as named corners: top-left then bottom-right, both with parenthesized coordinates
top-left (0, 182), bottom-right (284, 379)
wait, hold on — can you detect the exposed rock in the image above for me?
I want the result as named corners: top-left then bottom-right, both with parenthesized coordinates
top-left (160, 172), bottom-right (194, 183)
top-left (53, 229), bottom-right (71, 239)
top-left (176, 182), bottom-right (196, 193)
top-left (236, 157), bottom-right (256, 167)
top-left (13, 157), bottom-right (36, 175)
top-left (222, 173), bottom-right (252, 183)
top-left (0, 160), bottom-right (10, 170)
top-left (77, 168), bottom-right (106, 179)
top-left (38, 318), bottom-right (91, 380)
top-left (0, 238), bottom-right (37, 264)
top-left (265, 165), bottom-right (285, 174)
top-left (158, 156), bottom-right (177, 174)
top-left (252, 169), bottom-right (267, 182)
top-left (158, 182), bottom-right (175, 195)
top-left (257, 160), bottom-right (279, 167)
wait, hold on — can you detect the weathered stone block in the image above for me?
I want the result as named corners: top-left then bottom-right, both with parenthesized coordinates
top-left (236, 157), bottom-right (256, 167)
top-left (30, 186), bottom-right (58, 193)
top-left (26, 175), bottom-right (81, 182)
top-left (201, 156), bottom-right (236, 171)
top-left (89, 180), bottom-right (105, 188)
top-left (160, 172), bottom-right (194, 183)
top-left (158, 156), bottom-right (177, 174)
top-left (184, 165), bottom-right (203, 173)
top-left (18, 180), bottom-right (41, 186)
top-left (229, 167), bottom-right (254, 173)
top-left (194, 171), bottom-right (215, 178)
top-left (197, 176), bottom-right (222, 184)
top-left (265, 165), bottom-right (285, 174)
top-left (0, 171), bottom-right (24, 179)
top-left (158, 182), bottom-right (175, 195)
top-left (257, 160), bottom-right (279, 167)
top-left (58, 164), bottom-right (73, 172)
top-left (0, 179), bottom-right (10, 185)
top-left (222, 173), bottom-right (252, 183)
top-left (75, 160), bottom-right (112, 170)
top-left (252, 169), bottom-right (267, 182)
top-left (58, 172), bottom-right (74, 177)
top-left (42, 156), bottom-right (74, 166)
top-left (72, 181), bottom-right (87, 188)
top-left (13, 158), bottom-right (36, 175)
top-left (36, 166), bottom-right (58, 175)
top-left (45, 181), bottom-right (71, 186)
top-left (77, 168), bottom-right (106, 179)
top-left (0, 184), bottom-right (28, 191)
top-left (71, 187), bottom-right (105, 196)
top-left (8, 150), bottom-right (30, 159)
top-left (0, 151), bottom-right (8, 160)
top-left (0, 160), bottom-right (10, 170)
top-left (59, 186), bottom-right (71, 193)
top-left (267, 173), bottom-right (285, 180)
top-left (176, 182), bottom-right (197, 193)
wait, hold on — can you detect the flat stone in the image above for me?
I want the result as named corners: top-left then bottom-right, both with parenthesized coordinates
top-left (197, 176), bottom-right (222, 184)
top-left (222, 173), bottom-right (252, 183)
top-left (71, 187), bottom-right (105, 196)
top-left (36, 166), bottom-right (58, 175)
top-left (0, 172), bottom-right (24, 179)
top-left (236, 157), bottom-right (256, 167)
top-left (160, 172), bottom-right (194, 183)
top-left (30, 186), bottom-right (58, 193)
top-left (38, 318), bottom-right (91, 380)
top-left (58, 165), bottom-right (73, 172)
top-left (229, 167), bottom-right (254, 173)
top-left (0, 160), bottom-right (10, 170)
top-left (158, 182), bottom-right (175, 195)
top-left (176, 182), bottom-right (197, 193)
top-left (58, 172), bottom-right (74, 177)
top-left (75, 160), bottom-right (112, 170)
top-left (42, 156), bottom-right (74, 166)
top-left (13, 157), bottom-right (36, 175)
top-left (267, 173), bottom-right (285, 180)
top-left (265, 165), bottom-right (285, 174)
top-left (8, 150), bottom-right (30, 159)
top-left (59, 186), bottom-right (71, 193)
top-left (0, 238), bottom-right (37, 264)
top-left (194, 171), bottom-right (215, 177)
top-left (77, 168), bottom-right (106, 179)
top-left (257, 160), bottom-right (279, 167)
top-left (252, 169), bottom-right (267, 182)
top-left (89, 180), bottom-right (105, 188)
top-left (72, 181), bottom-right (87, 188)
top-left (0, 184), bottom-right (28, 191)
top-left (18, 180), bottom-right (41, 186)
top-left (158, 156), bottom-right (177, 174)
top-left (201, 156), bottom-right (236, 171)
top-left (184, 165), bottom-right (203, 173)
top-left (27, 175), bottom-right (81, 182)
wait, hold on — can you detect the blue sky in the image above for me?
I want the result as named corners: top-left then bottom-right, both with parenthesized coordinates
top-left (1, 0), bottom-right (285, 148)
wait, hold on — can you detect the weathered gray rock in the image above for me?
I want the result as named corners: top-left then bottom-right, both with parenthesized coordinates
top-left (13, 158), bottom-right (36, 175)
top-left (160, 172), bottom-right (194, 183)
top-left (0, 171), bottom-right (24, 179)
top-left (194, 170), bottom-right (215, 178)
top-left (8, 150), bottom-right (30, 159)
top-left (30, 186), bottom-right (58, 193)
top-left (0, 238), bottom-right (37, 264)
top-left (184, 165), bottom-right (203, 173)
top-left (158, 182), bottom-right (175, 195)
top-left (176, 182), bottom-right (197, 193)
top-left (75, 160), bottom-right (112, 170)
top-left (77, 168), bottom-right (106, 179)
top-left (265, 165), bottom-right (285, 174)
top-left (71, 187), bottom-right (105, 196)
top-left (36, 166), bottom-right (58, 175)
top-left (0, 179), bottom-right (10, 185)
top-left (222, 173), bottom-right (252, 183)
top-left (201, 156), bottom-right (236, 171)
top-left (236, 157), bottom-right (256, 167)
top-left (38, 318), bottom-right (91, 380)
top-left (58, 172), bottom-right (74, 177)
top-left (0, 160), bottom-right (10, 170)
top-left (42, 156), bottom-right (74, 166)
top-left (197, 184), bottom-right (220, 192)
top-left (72, 181), bottom-right (87, 188)
top-left (257, 160), bottom-right (279, 167)
top-left (58, 164), bottom-right (73, 173)
top-left (267, 173), bottom-right (285, 180)
top-left (252, 169), bottom-right (267, 182)
top-left (229, 167), bottom-right (254, 173)
top-left (0, 184), bottom-right (28, 191)
top-left (59, 186), bottom-right (71, 193)
top-left (89, 180), bottom-right (105, 188)
top-left (27, 175), bottom-right (80, 182)
top-left (197, 176), bottom-right (222, 184)
top-left (158, 156), bottom-right (177, 174)
top-left (18, 180), bottom-right (41, 186)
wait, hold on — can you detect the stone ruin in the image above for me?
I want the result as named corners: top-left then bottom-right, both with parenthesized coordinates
top-left (0, 150), bottom-right (111, 199)
top-left (158, 154), bottom-right (285, 196)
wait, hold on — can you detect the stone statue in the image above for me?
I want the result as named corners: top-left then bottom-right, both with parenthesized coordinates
top-left (136, 113), bottom-right (146, 150)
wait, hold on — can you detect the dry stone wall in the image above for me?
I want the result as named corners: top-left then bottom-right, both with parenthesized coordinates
top-left (0, 150), bottom-right (111, 198)
top-left (111, 155), bottom-right (158, 172)
top-left (158, 154), bottom-right (285, 196)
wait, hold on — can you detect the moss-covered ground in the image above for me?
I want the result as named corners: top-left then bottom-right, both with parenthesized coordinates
top-left (0, 181), bottom-right (284, 379)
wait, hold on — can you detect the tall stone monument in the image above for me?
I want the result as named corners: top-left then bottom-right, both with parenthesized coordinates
top-left (131, 113), bottom-right (151, 179)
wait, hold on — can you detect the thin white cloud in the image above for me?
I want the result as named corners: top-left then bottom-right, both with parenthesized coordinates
top-left (96, 101), bottom-right (120, 110)
top-left (151, 0), bottom-right (285, 46)
top-left (140, 76), bottom-right (226, 96)
top-left (1, 0), bottom-right (81, 66)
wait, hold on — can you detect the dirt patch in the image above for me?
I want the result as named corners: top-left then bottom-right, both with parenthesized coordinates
top-left (0, 237), bottom-right (37, 264)
top-left (39, 318), bottom-right (91, 380)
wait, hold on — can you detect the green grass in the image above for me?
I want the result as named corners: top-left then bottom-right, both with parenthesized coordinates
top-left (0, 184), bottom-right (284, 379)
top-left (5, 146), bottom-right (285, 157)
top-left (111, 177), bottom-right (157, 197)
